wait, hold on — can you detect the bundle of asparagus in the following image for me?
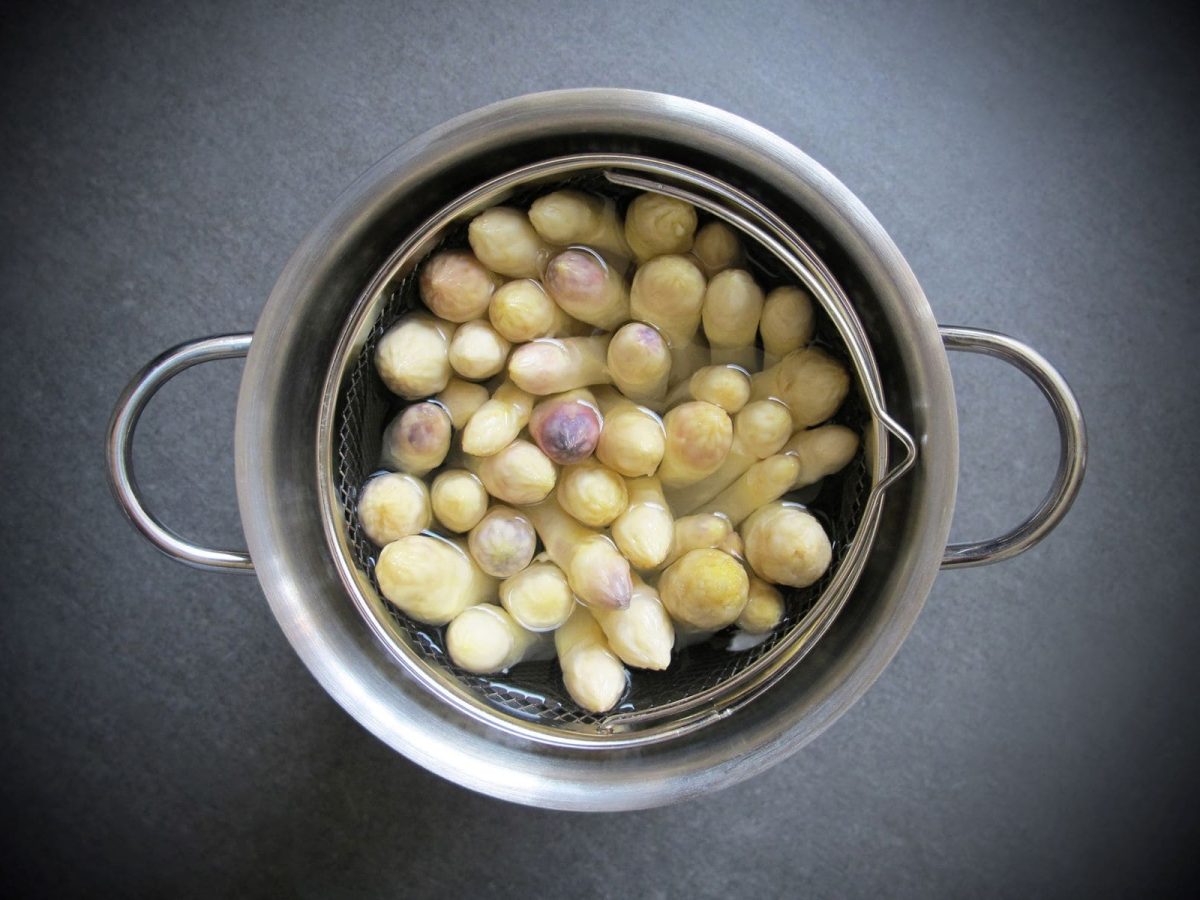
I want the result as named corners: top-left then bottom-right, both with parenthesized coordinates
top-left (359, 187), bottom-right (861, 716)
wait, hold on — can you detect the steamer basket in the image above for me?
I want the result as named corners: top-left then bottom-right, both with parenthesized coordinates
top-left (317, 155), bottom-right (917, 747)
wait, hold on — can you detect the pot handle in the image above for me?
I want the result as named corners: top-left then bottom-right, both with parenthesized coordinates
top-left (105, 333), bottom-right (255, 573)
top-left (939, 326), bottom-right (1086, 569)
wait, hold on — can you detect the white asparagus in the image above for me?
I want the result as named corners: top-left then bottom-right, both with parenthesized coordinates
top-left (701, 269), bottom-right (764, 368)
top-left (357, 473), bottom-right (432, 545)
top-left (656, 400), bottom-right (734, 488)
top-left (760, 285), bottom-right (815, 364)
top-left (430, 469), bottom-right (489, 533)
top-left (528, 389), bottom-right (603, 466)
top-left (662, 364), bottom-right (752, 414)
top-left (507, 334), bottom-right (612, 395)
top-left (524, 496), bottom-right (632, 610)
top-left (663, 398), bottom-right (794, 514)
top-left (488, 278), bottom-right (583, 343)
top-left (610, 476), bottom-right (674, 570)
top-left (374, 313), bottom-right (456, 400)
top-left (660, 513), bottom-right (733, 569)
top-left (785, 424), bottom-right (860, 487)
top-left (499, 557), bottom-right (575, 632)
top-left (447, 319), bottom-right (511, 381)
top-left (434, 378), bottom-right (489, 429)
top-left (624, 193), bottom-right (698, 262)
top-left (607, 322), bottom-right (671, 406)
top-left (750, 346), bottom-right (850, 427)
top-left (690, 220), bottom-right (744, 277)
top-left (658, 547), bottom-right (749, 631)
top-left (736, 576), bottom-right (786, 634)
top-left (461, 380), bottom-right (534, 457)
top-left (376, 534), bottom-right (497, 625)
top-left (694, 454), bottom-right (802, 526)
top-left (717, 530), bottom-right (744, 561)
top-left (418, 250), bottom-right (501, 323)
top-left (555, 604), bottom-right (627, 713)
top-left (529, 189), bottom-right (632, 261)
top-left (472, 439), bottom-right (558, 506)
top-left (590, 577), bottom-right (674, 670)
top-left (592, 386), bottom-right (666, 478)
top-left (445, 604), bottom-right (540, 674)
top-left (742, 501), bottom-right (832, 588)
top-left (468, 206), bottom-right (555, 278)
top-left (557, 461), bottom-right (629, 528)
top-left (380, 402), bottom-right (452, 476)
top-left (628, 254), bottom-right (707, 352)
top-left (543, 247), bottom-right (630, 330)
top-left (467, 505), bottom-right (538, 578)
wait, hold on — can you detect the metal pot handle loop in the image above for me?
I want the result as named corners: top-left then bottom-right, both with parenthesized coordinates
top-left (939, 326), bottom-right (1087, 569)
top-left (105, 333), bottom-right (255, 573)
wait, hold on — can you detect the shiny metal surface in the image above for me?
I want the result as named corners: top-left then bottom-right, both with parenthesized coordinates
top-left (939, 327), bottom-right (1087, 569)
top-left (106, 333), bottom-right (255, 573)
top-left (316, 153), bottom-right (914, 746)
top-left (231, 89), bottom-right (965, 809)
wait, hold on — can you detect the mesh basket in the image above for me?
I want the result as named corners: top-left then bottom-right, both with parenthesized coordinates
top-left (319, 156), bottom-right (913, 745)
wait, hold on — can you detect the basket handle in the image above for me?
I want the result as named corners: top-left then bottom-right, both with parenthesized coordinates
top-left (940, 326), bottom-right (1087, 569)
top-left (106, 333), bottom-right (255, 573)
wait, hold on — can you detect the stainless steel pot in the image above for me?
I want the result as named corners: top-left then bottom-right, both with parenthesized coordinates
top-left (106, 90), bottom-right (1086, 810)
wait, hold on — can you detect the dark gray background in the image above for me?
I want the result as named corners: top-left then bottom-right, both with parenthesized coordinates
top-left (2, 0), bottom-right (1197, 896)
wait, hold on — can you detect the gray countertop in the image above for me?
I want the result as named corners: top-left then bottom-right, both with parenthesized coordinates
top-left (2, 1), bottom-right (1197, 896)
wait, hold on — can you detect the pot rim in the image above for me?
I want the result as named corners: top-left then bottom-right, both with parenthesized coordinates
top-left (233, 88), bottom-right (958, 810)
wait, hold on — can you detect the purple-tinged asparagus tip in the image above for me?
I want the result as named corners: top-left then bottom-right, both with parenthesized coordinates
top-left (529, 399), bottom-right (603, 465)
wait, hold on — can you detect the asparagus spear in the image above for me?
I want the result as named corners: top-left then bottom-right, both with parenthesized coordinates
top-left (357, 473), bottom-right (432, 546)
top-left (468, 206), bottom-right (555, 278)
top-left (694, 454), bottom-right (802, 526)
top-left (524, 496), bottom-right (632, 610)
top-left (742, 501), bottom-right (832, 588)
top-left (467, 505), bottom-right (538, 578)
top-left (488, 278), bottom-right (583, 343)
top-left (659, 513), bottom-right (733, 569)
top-left (471, 439), bottom-right (558, 506)
top-left (784, 424), bottom-right (860, 488)
top-left (661, 364), bottom-right (752, 414)
top-left (445, 604), bottom-right (541, 674)
top-left (760, 285), bottom-right (815, 365)
top-left (418, 250), bottom-right (502, 323)
top-left (434, 378), bottom-right (489, 429)
top-left (658, 547), bottom-right (749, 631)
top-left (610, 476), bottom-right (674, 570)
top-left (624, 193), bottom-right (698, 262)
top-left (557, 461), bottom-right (629, 528)
top-left (701, 269), bottom-right (764, 368)
top-left (736, 576), bottom-right (786, 635)
top-left (543, 248), bottom-right (630, 330)
top-left (461, 380), bottom-right (534, 457)
top-left (690, 220), bottom-right (745, 277)
top-left (590, 576), bottom-right (675, 670)
top-left (607, 322), bottom-right (671, 406)
top-left (750, 346), bottom-right (850, 427)
top-left (507, 334), bottom-right (612, 395)
top-left (380, 401), bottom-right (452, 476)
top-left (447, 319), bottom-right (511, 381)
top-left (429, 469), bottom-right (489, 533)
top-left (499, 557), bottom-right (576, 632)
top-left (528, 389), bottom-right (603, 465)
top-left (628, 255), bottom-right (707, 362)
top-left (375, 312), bottom-right (456, 400)
top-left (529, 189), bottom-right (632, 261)
top-left (663, 398), bottom-right (794, 514)
top-left (376, 534), bottom-right (498, 625)
top-left (592, 386), bottom-right (665, 478)
top-left (555, 604), bottom-right (628, 713)
top-left (656, 400), bottom-right (734, 487)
